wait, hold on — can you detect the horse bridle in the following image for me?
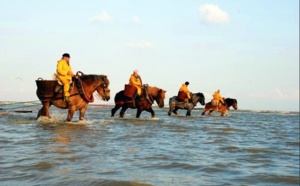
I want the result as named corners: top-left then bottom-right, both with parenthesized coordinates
top-left (155, 89), bottom-right (164, 105)
top-left (96, 80), bottom-right (109, 99)
top-left (76, 71), bottom-right (109, 100)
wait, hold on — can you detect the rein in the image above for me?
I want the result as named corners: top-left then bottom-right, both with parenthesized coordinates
top-left (143, 84), bottom-right (154, 104)
top-left (76, 77), bottom-right (95, 103)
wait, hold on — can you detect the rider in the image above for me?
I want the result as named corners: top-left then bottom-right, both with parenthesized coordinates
top-left (129, 69), bottom-right (143, 100)
top-left (56, 53), bottom-right (74, 102)
top-left (178, 81), bottom-right (191, 102)
top-left (212, 89), bottom-right (225, 105)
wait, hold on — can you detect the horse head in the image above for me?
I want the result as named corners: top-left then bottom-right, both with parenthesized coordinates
top-left (225, 98), bottom-right (238, 110)
top-left (192, 92), bottom-right (205, 106)
top-left (146, 85), bottom-right (166, 108)
top-left (95, 75), bottom-right (110, 101)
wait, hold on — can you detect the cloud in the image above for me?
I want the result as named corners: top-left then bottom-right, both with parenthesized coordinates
top-left (125, 41), bottom-right (152, 48)
top-left (272, 87), bottom-right (299, 101)
top-left (91, 11), bottom-right (112, 23)
top-left (199, 4), bottom-right (230, 24)
top-left (132, 16), bottom-right (141, 24)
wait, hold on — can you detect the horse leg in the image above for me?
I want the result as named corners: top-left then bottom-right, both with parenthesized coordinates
top-left (201, 108), bottom-right (207, 115)
top-left (168, 101), bottom-right (176, 116)
top-left (111, 104), bottom-right (121, 117)
top-left (221, 110), bottom-right (228, 116)
top-left (37, 101), bottom-right (51, 118)
top-left (173, 107), bottom-right (179, 115)
top-left (186, 110), bottom-right (191, 116)
top-left (147, 107), bottom-right (155, 118)
top-left (168, 106), bottom-right (172, 116)
top-left (136, 108), bottom-right (143, 118)
top-left (37, 106), bottom-right (44, 118)
top-left (79, 105), bottom-right (88, 120)
top-left (66, 106), bottom-right (76, 122)
top-left (119, 106), bottom-right (128, 118)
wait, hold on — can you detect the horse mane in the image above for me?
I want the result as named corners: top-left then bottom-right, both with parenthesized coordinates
top-left (77, 74), bottom-right (108, 85)
top-left (79, 74), bottom-right (107, 81)
top-left (193, 92), bottom-right (204, 97)
top-left (225, 98), bottom-right (237, 105)
top-left (145, 85), bottom-right (161, 96)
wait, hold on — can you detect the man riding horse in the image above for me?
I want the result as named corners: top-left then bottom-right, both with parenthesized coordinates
top-left (211, 89), bottom-right (225, 107)
top-left (128, 69), bottom-right (143, 101)
top-left (56, 53), bottom-right (74, 102)
top-left (177, 81), bottom-right (191, 103)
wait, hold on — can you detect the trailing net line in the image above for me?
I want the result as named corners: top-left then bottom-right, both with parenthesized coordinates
top-left (0, 100), bottom-right (41, 111)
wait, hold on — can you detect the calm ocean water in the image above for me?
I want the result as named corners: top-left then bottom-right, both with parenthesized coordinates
top-left (0, 101), bottom-right (299, 186)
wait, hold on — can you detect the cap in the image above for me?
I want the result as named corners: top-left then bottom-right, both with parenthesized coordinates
top-left (133, 69), bottom-right (138, 73)
top-left (185, 81), bottom-right (189, 85)
top-left (62, 53), bottom-right (70, 58)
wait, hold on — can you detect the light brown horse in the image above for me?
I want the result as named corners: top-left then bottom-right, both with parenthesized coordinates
top-left (36, 73), bottom-right (110, 121)
top-left (111, 84), bottom-right (166, 118)
top-left (202, 98), bottom-right (238, 116)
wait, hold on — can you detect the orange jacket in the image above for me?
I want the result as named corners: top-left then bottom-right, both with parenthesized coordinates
top-left (179, 84), bottom-right (191, 99)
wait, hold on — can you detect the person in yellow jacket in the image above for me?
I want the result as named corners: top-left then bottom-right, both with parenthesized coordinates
top-left (178, 81), bottom-right (191, 102)
top-left (212, 89), bottom-right (225, 105)
top-left (129, 69), bottom-right (143, 99)
top-left (56, 53), bottom-right (74, 102)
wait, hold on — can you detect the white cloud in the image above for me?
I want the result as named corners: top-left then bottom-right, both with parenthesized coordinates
top-left (272, 87), bottom-right (299, 101)
top-left (132, 16), bottom-right (141, 24)
top-left (91, 11), bottom-right (112, 23)
top-left (199, 4), bottom-right (230, 24)
top-left (125, 41), bottom-right (152, 48)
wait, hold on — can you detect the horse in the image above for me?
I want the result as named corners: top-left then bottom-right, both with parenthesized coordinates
top-left (111, 84), bottom-right (166, 118)
top-left (201, 98), bottom-right (238, 116)
top-left (168, 92), bottom-right (205, 116)
top-left (36, 72), bottom-right (110, 121)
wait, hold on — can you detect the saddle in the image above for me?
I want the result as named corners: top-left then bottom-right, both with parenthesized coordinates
top-left (176, 91), bottom-right (188, 102)
top-left (52, 73), bottom-right (74, 93)
top-left (211, 99), bottom-right (225, 108)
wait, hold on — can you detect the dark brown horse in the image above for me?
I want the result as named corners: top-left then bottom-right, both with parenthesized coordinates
top-left (202, 98), bottom-right (238, 116)
top-left (36, 72), bottom-right (110, 121)
top-left (111, 84), bottom-right (166, 118)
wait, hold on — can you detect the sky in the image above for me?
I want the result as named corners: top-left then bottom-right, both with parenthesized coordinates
top-left (0, 0), bottom-right (299, 112)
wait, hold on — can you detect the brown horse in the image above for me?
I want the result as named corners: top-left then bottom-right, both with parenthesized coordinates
top-left (111, 84), bottom-right (166, 118)
top-left (36, 72), bottom-right (110, 121)
top-left (202, 98), bottom-right (238, 116)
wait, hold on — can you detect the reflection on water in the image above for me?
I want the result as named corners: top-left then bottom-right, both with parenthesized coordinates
top-left (0, 105), bottom-right (299, 186)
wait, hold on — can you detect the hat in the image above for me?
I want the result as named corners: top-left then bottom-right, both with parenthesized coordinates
top-left (62, 53), bottom-right (70, 58)
top-left (185, 81), bottom-right (189, 85)
top-left (133, 69), bottom-right (138, 73)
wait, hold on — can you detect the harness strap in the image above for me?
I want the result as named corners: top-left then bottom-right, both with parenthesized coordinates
top-left (143, 84), bottom-right (153, 104)
top-left (76, 77), bottom-right (94, 102)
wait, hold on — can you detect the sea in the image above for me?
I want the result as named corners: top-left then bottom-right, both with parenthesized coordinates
top-left (0, 101), bottom-right (299, 186)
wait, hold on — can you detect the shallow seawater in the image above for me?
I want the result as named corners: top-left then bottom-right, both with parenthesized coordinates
top-left (0, 103), bottom-right (299, 186)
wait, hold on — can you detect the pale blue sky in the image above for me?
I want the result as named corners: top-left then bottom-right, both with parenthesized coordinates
top-left (0, 0), bottom-right (299, 111)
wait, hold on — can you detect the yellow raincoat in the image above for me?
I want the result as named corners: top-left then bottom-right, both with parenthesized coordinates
top-left (129, 74), bottom-right (142, 95)
top-left (56, 59), bottom-right (74, 97)
top-left (212, 90), bottom-right (224, 104)
top-left (179, 84), bottom-right (191, 99)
